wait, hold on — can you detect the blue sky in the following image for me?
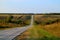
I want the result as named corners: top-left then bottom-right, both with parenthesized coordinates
top-left (0, 0), bottom-right (60, 13)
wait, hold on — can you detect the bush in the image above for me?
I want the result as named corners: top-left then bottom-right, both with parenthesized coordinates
top-left (16, 20), bottom-right (23, 24)
top-left (8, 16), bottom-right (14, 22)
top-left (34, 21), bottom-right (40, 24)
top-left (34, 19), bottom-right (60, 25)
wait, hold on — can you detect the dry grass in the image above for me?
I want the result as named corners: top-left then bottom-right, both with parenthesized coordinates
top-left (40, 22), bottom-right (60, 37)
top-left (15, 25), bottom-right (54, 40)
top-left (15, 22), bottom-right (60, 40)
top-left (0, 14), bottom-right (31, 29)
top-left (34, 15), bottom-right (60, 37)
top-left (15, 15), bottom-right (60, 40)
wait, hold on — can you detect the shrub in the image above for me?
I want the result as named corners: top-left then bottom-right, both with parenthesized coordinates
top-left (8, 16), bottom-right (14, 22)
top-left (34, 21), bottom-right (40, 24)
top-left (16, 20), bottom-right (23, 24)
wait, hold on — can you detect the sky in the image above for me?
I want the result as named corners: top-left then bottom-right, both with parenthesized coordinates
top-left (0, 0), bottom-right (60, 13)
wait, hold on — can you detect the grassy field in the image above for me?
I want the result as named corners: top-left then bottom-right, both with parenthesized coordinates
top-left (15, 15), bottom-right (60, 40)
top-left (0, 14), bottom-right (60, 40)
top-left (0, 14), bottom-right (31, 29)
top-left (34, 15), bottom-right (60, 37)
top-left (15, 24), bottom-right (60, 40)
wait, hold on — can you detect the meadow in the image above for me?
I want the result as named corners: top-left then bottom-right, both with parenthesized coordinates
top-left (15, 14), bottom-right (60, 40)
top-left (0, 14), bottom-right (31, 29)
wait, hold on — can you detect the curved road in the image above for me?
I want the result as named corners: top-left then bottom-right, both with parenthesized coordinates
top-left (0, 15), bottom-right (33, 40)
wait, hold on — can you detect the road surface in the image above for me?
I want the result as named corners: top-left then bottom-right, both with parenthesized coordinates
top-left (0, 15), bottom-right (33, 40)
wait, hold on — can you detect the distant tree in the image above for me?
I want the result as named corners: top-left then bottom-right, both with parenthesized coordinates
top-left (8, 16), bottom-right (14, 22)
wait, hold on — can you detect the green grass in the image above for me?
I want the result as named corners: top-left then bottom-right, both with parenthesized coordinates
top-left (27, 37), bottom-right (60, 40)
top-left (23, 25), bottom-right (59, 40)
top-left (34, 25), bottom-right (54, 37)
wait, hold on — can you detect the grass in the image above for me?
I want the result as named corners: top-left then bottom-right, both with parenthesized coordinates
top-left (0, 15), bottom-right (31, 29)
top-left (15, 24), bottom-right (59, 40)
top-left (33, 15), bottom-right (60, 37)
top-left (15, 15), bottom-right (60, 40)
top-left (29, 25), bottom-right (54, 38)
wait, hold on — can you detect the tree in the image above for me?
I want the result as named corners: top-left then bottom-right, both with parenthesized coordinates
top-left (8, 16), bottom-right (14, 22)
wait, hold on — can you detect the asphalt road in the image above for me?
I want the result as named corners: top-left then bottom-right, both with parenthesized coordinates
top-left (0, 25), bottom-right (31, 40)
top-left (0, 15), bottom-right (33, 40)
